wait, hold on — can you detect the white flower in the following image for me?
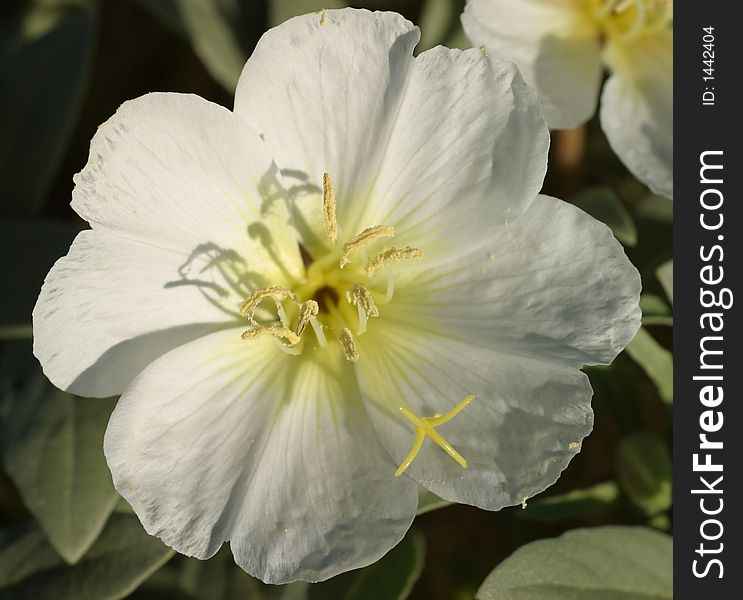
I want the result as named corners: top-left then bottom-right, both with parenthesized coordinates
top-left (33, 8), bottom-right (641, 584)
top-left (462, 0), bottom-right (673, 198)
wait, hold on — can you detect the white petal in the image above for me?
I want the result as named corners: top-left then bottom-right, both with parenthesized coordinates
top-left (358, 339), bottom-right (594, 509)
top-left (33, 230), bottom-right (244, 397)
top-left (35, 92), bottom-right (306, 396)
top-left (356, 194), bottom-right (640, 509)
top-left (234, 9), bottom-right (548, 255)
top-left (462, 0), bottom-right (602, 128)
top-left (601, 30), bottom-right (673, 198)
top-left (104, 328), bottom-right (417, 584)
top-left (73, 92), bottom-right (302, 270)
top-left (396, 194), bottom-right (642, 367)
top-left (234, 9), bottom-right (420, 251)
top-left (359, 48), bottom-right (548, 258)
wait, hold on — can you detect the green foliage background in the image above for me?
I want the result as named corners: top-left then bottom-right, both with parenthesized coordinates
top-left (0, 1), bottom-right (672, 598)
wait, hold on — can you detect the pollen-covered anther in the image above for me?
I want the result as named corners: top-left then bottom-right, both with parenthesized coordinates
top-left (395, 394), bottom-right (475, 478)
top-left (366, 246), bottom-right (424, 277)
top-left (346, 284), bottom-right (379, 316)
top-left (239, 286), bottom-right (296, 317)
top-left (338, 327), bottom-right (359, 362)
top-left (295, 299), bottom-right (319, 336)
top-left (346, 284), bottom-right (379, 335)
top-left (322, 172), bottom-right (338, 244)
top-left (339, 225), bottom-right (395, 269)
top-left (241, 325), bottom-right (301, 346)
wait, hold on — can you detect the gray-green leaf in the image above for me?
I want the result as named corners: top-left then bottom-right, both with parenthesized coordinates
top-left (0, 1), bottom-right (96, 215)
top-left (476, 526), bottom-right (672, 600)
top-left (639, 293), bottom-right (672, 327)
top-left (656, 260), bottom-right (673, 305)
top-left (0, 217), bottom-right (81, 336)
top-left (136, 0), bottom-right (265, 91)
top-left (571, 187), bottom-right (637, 246)
top-left (416, 486), bottom-right (450, 515)
top-left (0, 341), bottom-right (118, 563)
top-left (0, 515), bottom-right (174, 600)
top-left (270, 1), bottom-right (346, 27)
top-left (616, 433), bottom-right (672, 516)
top-left (517, 481), bottom-right (620, 523)
top-left (625, 328), bottom-right (673, 404)
top-left (308, 530), bottom-right (425, 600)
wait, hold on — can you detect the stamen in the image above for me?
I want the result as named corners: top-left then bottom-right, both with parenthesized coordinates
top-left (394, 395), bottom-right (475, 477)
top-left (384, 269), bottom-right (395, 303)
top-left (241, 325), bottom-right (301, 346)
top-left (274, 337), bottom-right (302, 356)
top-left (366, 246), bottom-right (424, 277)
top-left (356, 303), bottom-right (368, 335)
top-left (295, 300), bottom-right (319, 336)
top-left (275, 299), bottom-right (290, 328)
top-left (339, 225), bottom-right (395, 268)
top-left (345, 284), bottom-right (379, 335)
top-left (322, 172), bottom-right (338, 244)
top-left (345, 284), bottom-right (379, 316)
top-left (338, 327), bottom-right (359, 362)
top-left (239, 286), bottom-right (296, 316)
top-left (309, 316), bottom-right (328, 347)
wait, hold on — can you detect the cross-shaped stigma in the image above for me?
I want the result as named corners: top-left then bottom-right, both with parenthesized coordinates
top-left (394, 395), bottom-right (476, 477)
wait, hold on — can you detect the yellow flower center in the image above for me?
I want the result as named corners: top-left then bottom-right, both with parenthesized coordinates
top-left (597, 0), bottom-right (672, 40)
top-left (238, 172), bottom-right (423, 362)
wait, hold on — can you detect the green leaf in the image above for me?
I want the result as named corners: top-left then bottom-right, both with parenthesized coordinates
top-left (0, 341), bottom-right (118, 563)
top-left (0, 525), bottom-right (61, 588)
top-left (418, 0), bottom-right (465, 51)
top-left (0, 1), bottom-right (96, 215)
top-left (308, 530), bottom-right (425, 600)
top-left (476, 526), bottom-right (672, 600)
top-left (517, 481), bottom-right (620, 523)
top-left (625, 328), bottom-right (673, 404)
top-left (169, 546), bottom-right (308, 600)
top-left (0, 515), bottom-right (174, 600)
top-left (416, 486), bottom-right (450, 515)
top-left (270, 1), bottom-right (346, 27)
top-left (636, 194), bottom-right (673, 225)
top-left (146, 529), bottom-right (425, 600)
top-left (656, 260), bottom-right (673, 305)
top-left (639, 293), bottom-right (672, 327)
top-left (616, 433), bottom-right (672, 516)
top-left (136, 0), bottom-right (266, 91)
top-left (571, 187), bottom-right (637, 246)
top-left (0, 217), bottom-right (81, 335)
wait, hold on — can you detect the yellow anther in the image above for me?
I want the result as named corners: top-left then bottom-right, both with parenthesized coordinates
top-left (322, 172), bottom-right (337, 244)
top-left (394, 395), bottom-right (475, 477)
top-left (239, 286), bottom-right (296, 316)
top-left (521, 497), bottom-right (528, 510)
top-left (346, 284), bottom-right (379, 335)
top-left (366, 246), bottom-right (424, 277)
top-left (339, 225), bottom-right (395, 268)
top-left (241, 325), bottom-right (301, 346)
top-left (295, 299), bottom-right (319, 336)
top-left (319, 10), bottom-right (328, 26)
top-left (568, 441), bottom-right (580, 449)
top-left (345, 285), bottom-right (379, 317)
top-left (338, 327), bottom-right (359, 362)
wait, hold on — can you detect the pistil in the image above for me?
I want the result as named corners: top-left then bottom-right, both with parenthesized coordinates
top-left (395, 395), bottom-right (475, 477)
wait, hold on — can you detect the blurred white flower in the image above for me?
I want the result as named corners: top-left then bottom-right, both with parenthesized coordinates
top-left (33, 8), bottom-right (640, 585)
top-left (463, 0), bottom-right (673, 197)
